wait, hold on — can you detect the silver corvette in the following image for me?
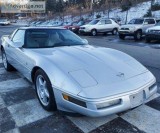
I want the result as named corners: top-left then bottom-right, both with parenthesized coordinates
top-left (1, 27), bottom-right (157, 117)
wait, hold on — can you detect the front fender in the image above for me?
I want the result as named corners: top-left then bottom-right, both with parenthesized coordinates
top-left (34, 56), bottom-right (81, 95)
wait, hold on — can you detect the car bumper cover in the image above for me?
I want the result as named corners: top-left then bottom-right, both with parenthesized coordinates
top-left (53, 80), bottom-right (157, 117)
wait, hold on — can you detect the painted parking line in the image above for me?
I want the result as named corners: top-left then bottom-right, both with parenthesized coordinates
top-left (68, 115), bottom-right (117, 133)
top-left (8, 99), bottom-right (53, 127)
top-left (90, 117), bottom-right (145, 133)
top-left (0, 78), bottom-right (31, 93)
top-left (122, 104), bottom-right (160, 133)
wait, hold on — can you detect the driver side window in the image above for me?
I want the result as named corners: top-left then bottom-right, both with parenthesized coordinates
top-left (12, 30), bottom-right (25, 44)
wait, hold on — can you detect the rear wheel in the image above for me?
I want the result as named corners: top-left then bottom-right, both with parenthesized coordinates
top-left (134, 30), bottom-right (142, 40)
top-left (112, 28), bottom-right (118, 35)
top-left (1, 49), bottom-right (14, 71)
top-left (119, 34), bottom-right (125, 40)
top-left (35, 69), bottom-right (57, 111)
top-left (91, 29), bottom-right (97, 36)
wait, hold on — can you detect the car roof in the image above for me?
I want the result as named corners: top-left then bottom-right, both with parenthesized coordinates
top-left (19, 27), bottom-right (66, 30)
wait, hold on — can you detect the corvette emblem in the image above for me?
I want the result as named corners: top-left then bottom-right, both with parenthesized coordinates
top-left (117, 72), bottom-right (125, 77)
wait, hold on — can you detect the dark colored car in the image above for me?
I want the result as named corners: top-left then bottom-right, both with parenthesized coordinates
top-left (69, 21), bottom-right (85, 33)
top-left (63, 22), bottom-right (77, 29)
top-left (145, 21), bottom-right (160, 43)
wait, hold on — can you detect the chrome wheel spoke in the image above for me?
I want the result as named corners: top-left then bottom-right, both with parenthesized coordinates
top-left (38, 77), bottom-right (44, 86)
top-left (36, 75), bottom-right (50, 106)
top-left (42, 95), bottom-right (48, 104)
top-left (44, 88), bottom-right (49, 98)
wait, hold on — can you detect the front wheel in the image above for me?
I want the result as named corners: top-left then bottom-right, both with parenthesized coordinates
top-left (91, 29), bottom-right (97, 36)
top-left (35, 69), bottom-right (57, 111)
top-left (112, 28), bottom-right (118, 35)
top-left (145, 37), bottom-right (151, 43)
top-left (134, 30), bottom-right (142, 40)
top-left (119, 34), bottom-right (125, 40)
top-left (1, 49), bottom-right (14, 71)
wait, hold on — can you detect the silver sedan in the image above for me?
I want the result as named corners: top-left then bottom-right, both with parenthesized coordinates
top-left (0, 27), bottom-right (157, 117)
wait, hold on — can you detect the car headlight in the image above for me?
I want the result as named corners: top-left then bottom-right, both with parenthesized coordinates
top-left (72, 27), bottom-right (75, 30)
top-left (96, 99), bottom-right (121, 109)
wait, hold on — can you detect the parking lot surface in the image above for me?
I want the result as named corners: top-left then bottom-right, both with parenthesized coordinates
top-left (0, 26), bottom-right (160, 133)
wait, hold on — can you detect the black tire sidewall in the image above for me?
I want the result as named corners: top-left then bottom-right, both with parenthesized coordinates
top-left (34, 69), bottom-right (57, 111)
top-left (119, 34), bottom-right (125, 40)
top-left (112, 28), bottom-right (118, 35)
top-left (1, 49), bottom-right (13, 71)
top-left (134, 30), bottom-right (142, 40)
top-left (145, 37), bottom-right (151, 43)
top-left (91, 29), bottom-right (97, 36)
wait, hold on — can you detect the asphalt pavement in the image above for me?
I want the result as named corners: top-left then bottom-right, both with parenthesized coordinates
top-left (0, 25), bottom-right (160, 133)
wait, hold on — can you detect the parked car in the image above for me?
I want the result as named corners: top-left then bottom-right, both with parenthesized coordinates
top-left (0, 19), bottom-right (11, 26)
top-left (118, 18), bottom-right (156, 40)
top-left (79, 18), bottom-right (119, 36)
top-left (69, 20), bottom-right (85, 33)
top-left (62, 22), bottom-right (77, 29)
top-left (52, 22), bottom-right (63, 27)
top-left (1, 27), bottom-right (157, 117)
top-left (145, 21), bottom-right (160, 42)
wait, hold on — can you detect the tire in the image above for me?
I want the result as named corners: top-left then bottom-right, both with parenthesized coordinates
top-left (145, 37), bottom-right (151, 43)
top-left (1, 49), bottom-right (14, 71)
top-left (119, 34), bottom-right (125, 40)
top-left (91, 29), bottom-right (97, 36)
top-left (34, 69), bottom-right (57, 111)
top-left (134, 30), bottom-right (142, 41)
top-left (112, 28), bottom-right (118, 35)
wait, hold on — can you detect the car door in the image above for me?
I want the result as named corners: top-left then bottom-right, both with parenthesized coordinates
top-left (8, 29), bottom-right (32, 79)
top-left (142, 19), bottom-right (156, 33)
top-left (96, 20), bottom-right (106, 32)
top-left (105, 20), bottom-right (113, 32)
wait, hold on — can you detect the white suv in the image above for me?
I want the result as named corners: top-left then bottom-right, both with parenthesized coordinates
top-left (79, 19), bottom-right (119, 36)
top-left (118, 18), bottom-right (156, 40)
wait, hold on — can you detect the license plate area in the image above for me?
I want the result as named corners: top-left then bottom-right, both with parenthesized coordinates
top-left (130, 91), bottom-right (144, 108)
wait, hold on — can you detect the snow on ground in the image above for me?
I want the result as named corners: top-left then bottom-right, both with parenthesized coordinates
top-left (152, 10), bottom-right (160, 18)
top-left (62, 1), bottom-right (152, 24)
top-left (14, 1), bottom-right (160, 25)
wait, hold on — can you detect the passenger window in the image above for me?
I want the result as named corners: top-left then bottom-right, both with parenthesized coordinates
top-left (105, 20), bottom-right (112, 24)
top-left (149, 19), bottom-right (156, 24)
top-left (99, 20), bottom-right (105, 25)
top-left (12, 30), bottom-right (25, 44)
top-left (144, 19), bottom-right (155, 24)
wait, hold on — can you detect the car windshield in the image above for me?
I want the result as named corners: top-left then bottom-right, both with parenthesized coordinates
top-left (25, 29), bottom-right (86, 48)
top-left (128, 19), bottom-right (144, 24)
top-left (77, 21), bottom-right (84, 26)
top-left (156, 21), bottom-right (160, 26)
top-left (89, 20), bottom-right (99, 25)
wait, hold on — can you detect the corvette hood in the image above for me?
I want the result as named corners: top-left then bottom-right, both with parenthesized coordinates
top-left (30, 45), bottom-right (151, 98)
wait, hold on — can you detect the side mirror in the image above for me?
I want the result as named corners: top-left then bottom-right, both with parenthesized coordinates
top-left (82, 39), bottom-right (88, 44)
top-left (14, 42), bottom-right (23, 48)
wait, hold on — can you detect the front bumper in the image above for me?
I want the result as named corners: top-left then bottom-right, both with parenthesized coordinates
top-left (53, 80), bottom-right (157, 117)
top-left (146, 33), bottom-right (160, 40)
top-left (119, 30), bottom-right (135, 36)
